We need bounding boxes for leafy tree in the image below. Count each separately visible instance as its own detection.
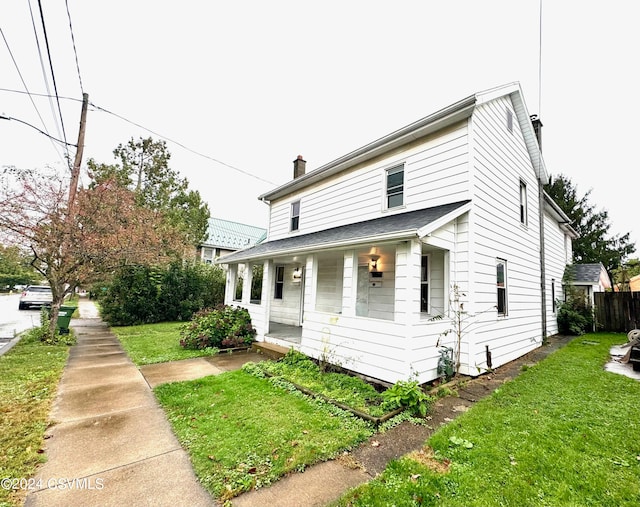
[545,174,635,274]
[612,258,640,291]
[87,137,209,246]
[0,245,36,289]
[0,167,190,338]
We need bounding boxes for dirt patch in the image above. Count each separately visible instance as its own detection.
[351,334,574,477]
[406,446,451,473]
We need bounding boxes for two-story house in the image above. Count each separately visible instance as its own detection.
[219,82,577,385]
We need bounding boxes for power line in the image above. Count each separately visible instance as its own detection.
[64,0,84,94]
[0,25,66,162]
[0,114,77,147]
[36,0,70,166]
[91,103,277,186]
[27,0,65,146]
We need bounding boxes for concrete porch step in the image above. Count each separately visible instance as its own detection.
[252,341,292,360]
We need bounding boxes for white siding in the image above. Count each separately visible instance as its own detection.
[544,211,570,336]
[267,123,470,241]
[468,97,543,373]
[270,265,303,326]
[315,254,344,313]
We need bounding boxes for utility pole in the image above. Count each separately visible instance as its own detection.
[68,92,88,210]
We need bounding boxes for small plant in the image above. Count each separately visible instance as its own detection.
[557,295,593,335]
[180,305,256,350]
[382,379,432,417]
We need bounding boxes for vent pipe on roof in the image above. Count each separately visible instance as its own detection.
[293,155,306,179]
[530,115,543,150]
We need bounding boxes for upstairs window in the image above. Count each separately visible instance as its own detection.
[496,259,508,316]
[290,200,300,231]
[506,109,513,133]
[519,180,528,225]
[386,165,404,209]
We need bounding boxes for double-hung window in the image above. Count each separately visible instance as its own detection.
[274,265,285,299]
[290,200,300,232]
[420,255,430,313]
[386,165,404,209]
[496,259,508,316]
[519,180,528,225]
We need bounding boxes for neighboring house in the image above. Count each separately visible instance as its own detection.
[564,263,612,307]
[631,274,640,292]
[198,218,266,265]
[219,82,577,385]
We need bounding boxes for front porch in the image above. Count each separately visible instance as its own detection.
[265,321,302,345]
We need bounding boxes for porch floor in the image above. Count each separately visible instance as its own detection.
[265,321,302,345]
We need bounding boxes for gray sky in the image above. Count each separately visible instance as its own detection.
[1,0,638,254]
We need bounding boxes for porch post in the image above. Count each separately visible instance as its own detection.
[261,259,272,334]
[241,263,251,304]
[342,250,357,317]
[226,264,237,305]
[304,255,316,315]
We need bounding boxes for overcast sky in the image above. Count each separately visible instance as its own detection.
[1,1,638,254]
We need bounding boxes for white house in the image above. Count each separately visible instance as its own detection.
[219,82,577,385]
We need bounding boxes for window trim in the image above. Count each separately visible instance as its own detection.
[496,258,508,316]
[551,278,556,313]
[290,200,300,232]
[385,164,405,210]
[420,254,430,313]
[519,180,528,226]
[274,265,285,300]
[506,108,514,133]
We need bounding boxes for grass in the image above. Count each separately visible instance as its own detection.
[335,333,640,507]
[112,321,217,366]
[257,350,387,416]
[155,369,373,502]
[0,330,69,507]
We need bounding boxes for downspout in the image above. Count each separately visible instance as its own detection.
[532,115,547,343]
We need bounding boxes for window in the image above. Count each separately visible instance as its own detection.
[290,201,300,231]
[551,279,556,313]
[420,255,430,313]
[496,259,507,316]
[274,265,285,299]
[506,109,513,133]
[519,180,528,225]
[386,165,404,209]
[250,264,263,304]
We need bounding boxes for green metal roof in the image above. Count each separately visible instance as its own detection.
[201,218,266,250]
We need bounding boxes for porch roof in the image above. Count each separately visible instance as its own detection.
[218,200,471,264]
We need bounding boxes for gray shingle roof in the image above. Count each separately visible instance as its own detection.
[219,200,470,263]
[565,263,605,283]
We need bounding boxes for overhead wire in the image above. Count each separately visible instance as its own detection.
[27,0,65,146]
[0,25,66,162]
[64,0,83,94]
[0,87,275,187]
[36,0,71,167]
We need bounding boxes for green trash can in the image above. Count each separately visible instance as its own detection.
[57,305,75,334]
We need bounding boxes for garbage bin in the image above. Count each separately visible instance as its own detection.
[57,305,75,334]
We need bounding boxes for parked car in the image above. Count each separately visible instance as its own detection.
[18,285,53,310]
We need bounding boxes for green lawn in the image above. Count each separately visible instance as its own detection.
[155,369,373,502]
[0,330,69,507]
[335,333,640,507]
[112,322,217,366]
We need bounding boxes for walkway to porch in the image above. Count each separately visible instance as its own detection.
[265,321,302,345]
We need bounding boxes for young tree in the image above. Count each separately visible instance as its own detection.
[87,137,210,246]
[612,258,640,291]
[0,167,190,338]
[545,174,635,274]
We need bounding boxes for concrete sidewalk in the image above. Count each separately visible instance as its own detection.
[25,300,216,507]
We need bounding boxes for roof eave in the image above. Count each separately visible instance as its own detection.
[259,95,477,202]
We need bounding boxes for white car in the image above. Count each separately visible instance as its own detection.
[18,285,53,310]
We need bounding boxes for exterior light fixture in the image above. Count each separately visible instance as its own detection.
[292,266,302,281]
[369,255,380,272]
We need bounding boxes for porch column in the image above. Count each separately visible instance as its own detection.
[241,263,251,304]
[395,239,422,326]
[303,255,316,315]
[225,264,237,305]
[342,250,357,317]
[261,259,272,334]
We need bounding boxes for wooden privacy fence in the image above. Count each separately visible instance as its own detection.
[594,292,640,332]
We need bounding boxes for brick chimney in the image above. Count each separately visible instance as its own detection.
[530,115,543,150]
[293,155,306,179]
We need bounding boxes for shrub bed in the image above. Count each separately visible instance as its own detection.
[180,305,256,350]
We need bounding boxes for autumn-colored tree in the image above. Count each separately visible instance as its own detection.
[0,167,190,338]
[87,137,210,246]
